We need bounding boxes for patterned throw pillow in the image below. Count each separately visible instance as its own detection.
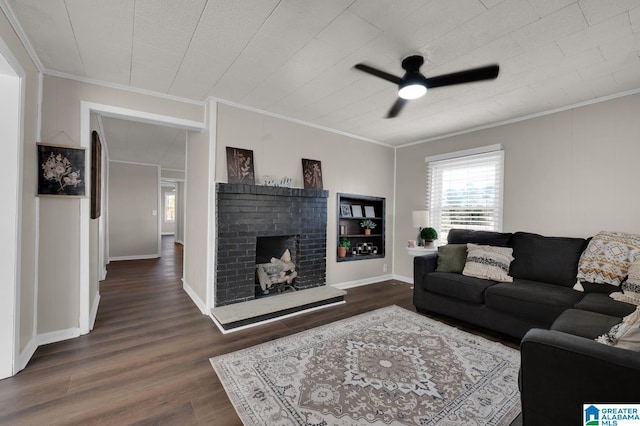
[577,231,640,287]
[613,259,640,304]
[462,243,514,282]
[596,306,640,351]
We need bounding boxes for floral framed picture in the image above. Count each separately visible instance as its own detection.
[302,158,323,190]
[226,146,255,185]
[37,143,86,197]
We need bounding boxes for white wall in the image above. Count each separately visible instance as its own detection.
[108,161,160,259]
[215,103,396,287]
[1,6,41,373]
[394,92,640,280]
[37,75,203,339]
[184,106,211,311]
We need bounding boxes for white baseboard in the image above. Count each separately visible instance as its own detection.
[37,328,81,346]
[101,267,108,281]
[393,274,413,284]
[332,274,394,290]
[15,337,38,374]
[109,254,160,261]
[89,293,101,331]
[161,232,175,236]
[182,279,207,314]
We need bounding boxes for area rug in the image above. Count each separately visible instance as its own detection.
[210,305,521,425]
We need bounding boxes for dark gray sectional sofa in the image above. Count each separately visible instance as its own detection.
[413,229,640,425]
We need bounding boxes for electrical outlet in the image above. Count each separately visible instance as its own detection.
[383,264,388,273]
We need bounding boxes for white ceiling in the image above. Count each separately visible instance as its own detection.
[6,0,640,156]
[100,116,186,171]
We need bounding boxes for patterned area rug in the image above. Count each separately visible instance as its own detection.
[210,305,521,425]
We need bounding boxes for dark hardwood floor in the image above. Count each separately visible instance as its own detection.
[0,236,521,425]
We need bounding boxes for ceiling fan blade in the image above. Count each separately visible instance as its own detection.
[386,98,408,118]
[354,63,403,85]
[424,64,499,89]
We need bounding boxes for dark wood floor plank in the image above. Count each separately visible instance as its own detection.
[0,236,520,425]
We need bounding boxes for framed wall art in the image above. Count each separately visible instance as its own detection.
[37,143,86,197]
[302,158,323,190]
[351,205,363,218]
[90,131,102,218]
[226,146,255,184]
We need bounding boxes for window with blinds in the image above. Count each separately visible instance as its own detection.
[425,146,504,242]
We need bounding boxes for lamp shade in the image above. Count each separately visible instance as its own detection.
[412,210,430,228]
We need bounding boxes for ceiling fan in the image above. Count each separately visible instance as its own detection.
[353,55,499,118]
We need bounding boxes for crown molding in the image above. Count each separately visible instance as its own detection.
[44,69,205,107]
[0,0,44,72]
[397,87,640,148]
[207,96,392,148]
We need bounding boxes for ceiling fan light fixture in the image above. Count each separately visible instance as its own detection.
[398,82,426,100]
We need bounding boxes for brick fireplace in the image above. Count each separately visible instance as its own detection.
[215,183,329,307]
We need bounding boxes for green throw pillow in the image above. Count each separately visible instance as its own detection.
[436,244,468,273]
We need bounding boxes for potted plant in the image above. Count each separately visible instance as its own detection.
[360,219,377,235]
[338,237,350,258]
[419,227,438,245]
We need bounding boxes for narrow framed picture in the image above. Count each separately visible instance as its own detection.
[351,205,363,218]
[302,158,323,190]
[90,131,102,218]
[37,143,86,197]
[364,206,376,218]
[340,204,352,217]
[226,146,255,184]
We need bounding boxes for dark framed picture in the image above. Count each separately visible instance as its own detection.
[340,204,352,217]
[302,158,323,190]
[37,143,86,197]
[226,146,255,184]
[90,131,102,218]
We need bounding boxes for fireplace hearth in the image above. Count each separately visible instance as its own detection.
[215,183,328,307]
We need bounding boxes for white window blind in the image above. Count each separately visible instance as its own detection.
[426,147,504,242]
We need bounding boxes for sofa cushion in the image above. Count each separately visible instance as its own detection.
[578,282,620,294]
[424,272,497,304]
[551,309,622,339]
[435,244,467,273]
[485,279,583,325]
[447,228,513,247]
[573,293,636,318]
[596,306,640,350]
[509,232,588,287]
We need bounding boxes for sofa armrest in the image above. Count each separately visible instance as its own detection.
[413,252,438,287]
[520,328,640,425]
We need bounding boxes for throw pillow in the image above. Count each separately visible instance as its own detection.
[596,306,640,351]
[435,244,468,273]
[462,243,514,282]
[576,231,640,287]
[623,259,640,298]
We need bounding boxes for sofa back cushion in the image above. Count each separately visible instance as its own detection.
[447,229,513,247]
[509,231,588,287]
